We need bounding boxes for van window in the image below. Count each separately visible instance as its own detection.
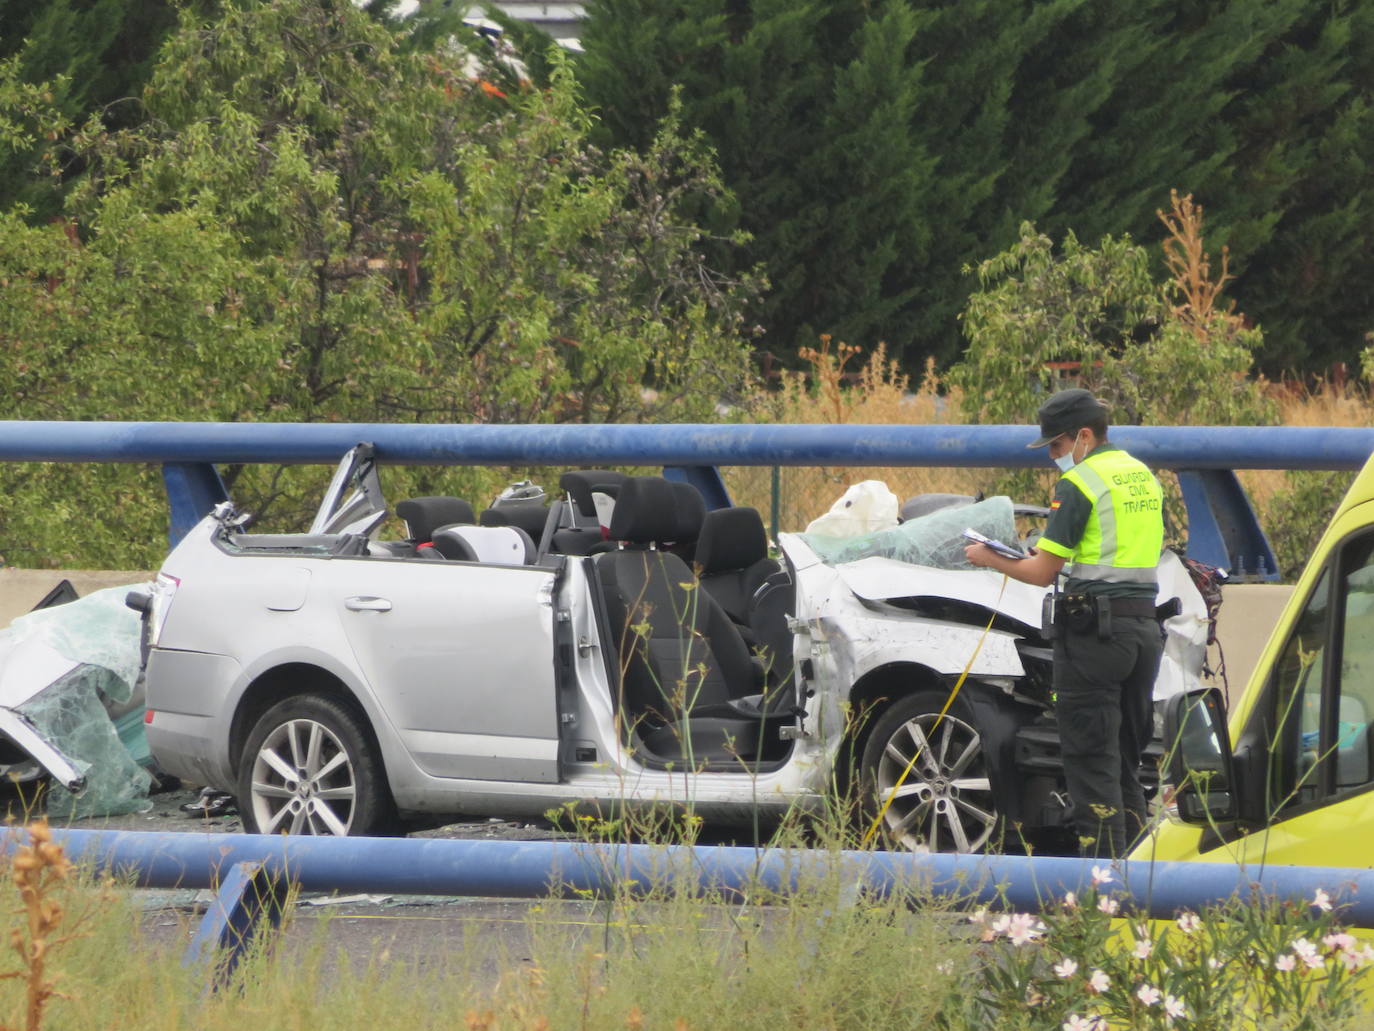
[1272,568,1329,808]
[1268,532,1374,815]
[1334,539,1374,791]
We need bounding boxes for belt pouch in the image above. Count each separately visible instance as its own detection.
[1041,593,1057,640]
[1094,595,1113,640]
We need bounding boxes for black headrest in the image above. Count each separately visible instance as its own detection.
[480,502,549,537]
[607,476,680,545]
[395,496,475,541]
[669,481,706,544]
[560,470,629,518]
[695,507,770,575]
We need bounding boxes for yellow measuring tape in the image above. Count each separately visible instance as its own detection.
[861,573,1010,848]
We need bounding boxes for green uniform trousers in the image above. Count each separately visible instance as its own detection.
[1053,614,1163,858]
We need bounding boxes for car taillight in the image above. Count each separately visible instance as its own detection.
[146,572,181,649]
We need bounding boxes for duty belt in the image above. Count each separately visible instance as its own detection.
[1063,594,1157,619]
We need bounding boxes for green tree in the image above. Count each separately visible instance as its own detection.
[1213,1,1374,372]
[576,0,935,359]
[949,198,1274,515]
[0,0,186,219]
[576,0,1374,375]
[0,0,758,568]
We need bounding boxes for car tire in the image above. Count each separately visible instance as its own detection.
[237,694,397,837]
[859,690,1001,854]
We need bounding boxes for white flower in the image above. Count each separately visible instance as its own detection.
[1053,957,1079,979]
[1206,956,1221,970]
[1292,937,1324,969]
[1323,932,1357,953]
[1063,1017,1093,1031]
[1164,995,1187,1021]
[1062,891,1078,909]
[989,914,1011,941]
[1097,895,1120,916]
[1091,865,1114,886]
[1132,936,1153,960]
[1137,984,1162,1006]
[1088,969,1110,994]
[1312,888,1333,912]
[1337,949,1365,973]
[1006,912,1046,947]
[1176,911,1201,933]
[1274,953,1297,972]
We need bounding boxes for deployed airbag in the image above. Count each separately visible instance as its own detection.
[803,495,1020,569]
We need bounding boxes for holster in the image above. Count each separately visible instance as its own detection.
[1063,594,1096,636]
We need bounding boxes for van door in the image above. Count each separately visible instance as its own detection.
[1202,514,1374,867]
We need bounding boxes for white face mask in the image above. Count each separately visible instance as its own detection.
[1053,432,1086,473]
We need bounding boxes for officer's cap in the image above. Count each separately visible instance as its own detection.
[1027,388,1108,448]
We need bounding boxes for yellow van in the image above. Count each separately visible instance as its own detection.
[1141,453,1374,867]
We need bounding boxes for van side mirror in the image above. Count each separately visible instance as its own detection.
[1161,687,1237,823]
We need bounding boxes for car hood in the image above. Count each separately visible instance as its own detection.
[829,556,1049,627]
[780,532,1047,627]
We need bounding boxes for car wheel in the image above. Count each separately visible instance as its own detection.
[860,690,1000,853]
[237,694,395,837]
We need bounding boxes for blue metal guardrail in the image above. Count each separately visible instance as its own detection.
[25,829,1373,981]
[5,420,1374,577]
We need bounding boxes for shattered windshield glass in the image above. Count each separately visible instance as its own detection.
[0,585,153,817]
[802,495,1021,570]
[19,664,153,819]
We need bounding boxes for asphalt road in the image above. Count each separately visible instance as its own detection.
[9,783,602,975]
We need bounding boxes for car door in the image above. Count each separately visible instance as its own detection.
[320,554,562,783]
[1207,509,1374,867]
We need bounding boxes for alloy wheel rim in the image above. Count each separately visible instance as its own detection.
[249,718,357,835]
[875,711,997,853]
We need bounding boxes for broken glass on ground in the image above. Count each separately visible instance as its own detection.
[802,495,1020,570]
[0,584,154,817]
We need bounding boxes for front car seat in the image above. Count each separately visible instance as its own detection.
[594,477,782,765]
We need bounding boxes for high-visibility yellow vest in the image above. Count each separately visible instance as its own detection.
[1053,448,1164,584]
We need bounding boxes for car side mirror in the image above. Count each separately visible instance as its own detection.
[1161,687,1237,823]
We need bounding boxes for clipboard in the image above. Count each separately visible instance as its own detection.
[962,527,1026,560]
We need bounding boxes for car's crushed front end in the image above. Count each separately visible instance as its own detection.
[781,494,1211,853]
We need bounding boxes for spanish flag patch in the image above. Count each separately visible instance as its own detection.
[1050,499,1062,510]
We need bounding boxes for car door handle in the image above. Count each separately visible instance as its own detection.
[345,596,392,612]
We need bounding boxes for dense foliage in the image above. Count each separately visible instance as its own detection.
[575,0,1374,374]
[0,0,758,566]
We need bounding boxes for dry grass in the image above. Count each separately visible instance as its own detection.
[725,336,1372,568]
[1241,379,1373,517]
[725,339,974,532]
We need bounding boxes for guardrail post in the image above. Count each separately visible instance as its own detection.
[184,860,289,988]
[1176,468,1279,580]
[663,464,732,510]
[162,462,229,547]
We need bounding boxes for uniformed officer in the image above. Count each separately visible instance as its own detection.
[964,387,1164,857]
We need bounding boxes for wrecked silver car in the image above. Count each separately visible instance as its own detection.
[135,446,1209,851]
